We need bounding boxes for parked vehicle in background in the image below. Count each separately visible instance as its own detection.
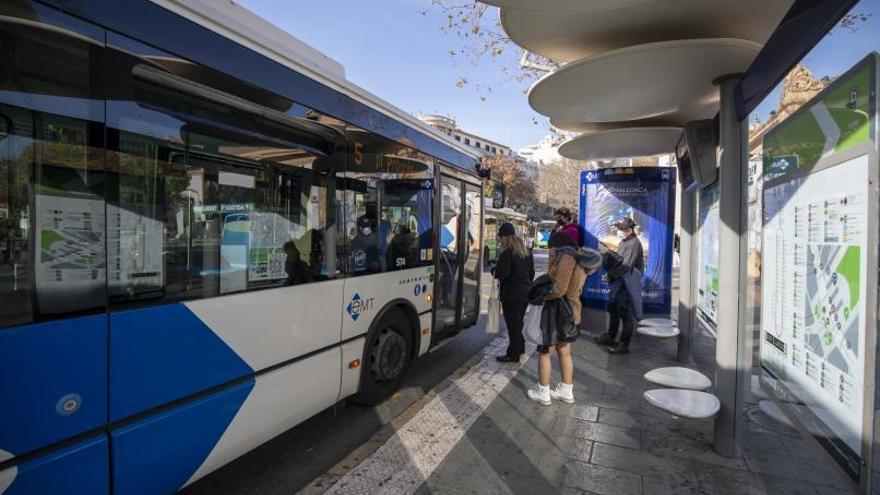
[535,220,557,248]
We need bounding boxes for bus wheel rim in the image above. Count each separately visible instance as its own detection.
[371,327,407,381]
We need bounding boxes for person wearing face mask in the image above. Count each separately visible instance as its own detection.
[552,207,580,246]
[350,215,381,273]
[594,217,644,354]
[528,231,601,405]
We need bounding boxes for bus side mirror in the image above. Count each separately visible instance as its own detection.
[492,184,505,209]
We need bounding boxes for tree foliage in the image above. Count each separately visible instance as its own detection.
[536,157,593,212]
[481,155,536,209]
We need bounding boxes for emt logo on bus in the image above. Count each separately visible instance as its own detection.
[347,293,375,321]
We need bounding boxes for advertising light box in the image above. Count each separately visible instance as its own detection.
[579,167,676,315]
[760,54,880,485]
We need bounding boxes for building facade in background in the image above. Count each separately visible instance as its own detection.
[419,114,513,157]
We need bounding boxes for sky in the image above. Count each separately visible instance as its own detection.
[750,1,880,124]
[236,0,880,152]
[236,0,547,152]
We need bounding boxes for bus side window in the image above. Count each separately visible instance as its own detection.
[105,34,343,307]
[0,15,107,329]
[342,135,434,275]
[382,180,433,271]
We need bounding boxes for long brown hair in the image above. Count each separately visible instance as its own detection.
[499,234,528,258]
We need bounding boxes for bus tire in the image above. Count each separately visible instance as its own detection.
[351,307,413,406]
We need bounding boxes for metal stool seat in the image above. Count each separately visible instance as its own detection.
[636,325,680,338]
[643,389,720,419]
[644,367,712,390]
[640,317,677,327]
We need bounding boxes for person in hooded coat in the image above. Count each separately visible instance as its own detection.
[527,231,602,405]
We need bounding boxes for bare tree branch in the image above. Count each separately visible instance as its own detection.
[425,0,560,100]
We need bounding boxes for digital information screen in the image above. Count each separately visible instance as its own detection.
[760,54,878,482]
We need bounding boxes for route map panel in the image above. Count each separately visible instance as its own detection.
[760,54,878,482]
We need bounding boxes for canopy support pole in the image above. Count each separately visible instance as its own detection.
[677,188,696,363]
[713,74,749,457]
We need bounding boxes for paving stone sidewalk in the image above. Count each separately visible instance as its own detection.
[326,312,855,495]
[418,332,855,495]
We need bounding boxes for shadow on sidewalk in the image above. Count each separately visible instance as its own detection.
[416,333,853,495]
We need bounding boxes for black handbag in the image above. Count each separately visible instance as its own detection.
[539,297,579,344]
[527,274,553,305]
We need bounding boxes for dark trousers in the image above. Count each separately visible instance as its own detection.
[501,300,528,357]
[606,296,637,346]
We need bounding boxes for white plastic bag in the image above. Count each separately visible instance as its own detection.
[524,312,544,345]
[486,281,500,334]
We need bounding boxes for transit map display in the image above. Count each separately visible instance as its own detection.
[760,55,878,482]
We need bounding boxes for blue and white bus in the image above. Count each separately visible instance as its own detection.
[0,1,485,493]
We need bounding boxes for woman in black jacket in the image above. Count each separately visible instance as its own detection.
[493,222,535,362]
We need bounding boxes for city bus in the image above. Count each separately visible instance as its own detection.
[0,1,484,493]
[535,220,557,248]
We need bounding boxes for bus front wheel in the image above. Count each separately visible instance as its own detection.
[351,307,413,406]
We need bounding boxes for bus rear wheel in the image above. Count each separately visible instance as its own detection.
[351,308,413,406]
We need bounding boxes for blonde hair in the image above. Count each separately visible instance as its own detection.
[499,234,528,258]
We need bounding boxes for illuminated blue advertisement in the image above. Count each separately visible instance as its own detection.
[579,167,676,315]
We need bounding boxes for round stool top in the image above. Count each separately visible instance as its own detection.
[640,318,677,327]
[637,326,680,338]
[643,389,720,419]
[644,367,712,391]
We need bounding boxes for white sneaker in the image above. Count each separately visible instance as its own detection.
[549,383,575,404]
[527,384,551,405]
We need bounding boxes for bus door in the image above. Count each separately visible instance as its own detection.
[434,176,462,334]
[433,175,482,336]
[460,183,482,327]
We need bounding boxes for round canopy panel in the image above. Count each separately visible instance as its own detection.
[558,127,681,160]
[499,0,793,62]
[529,38,760,124]
[551,115,679,134]
[482,0,645,11]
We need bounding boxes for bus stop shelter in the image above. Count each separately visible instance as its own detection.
[482,0,879,492]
